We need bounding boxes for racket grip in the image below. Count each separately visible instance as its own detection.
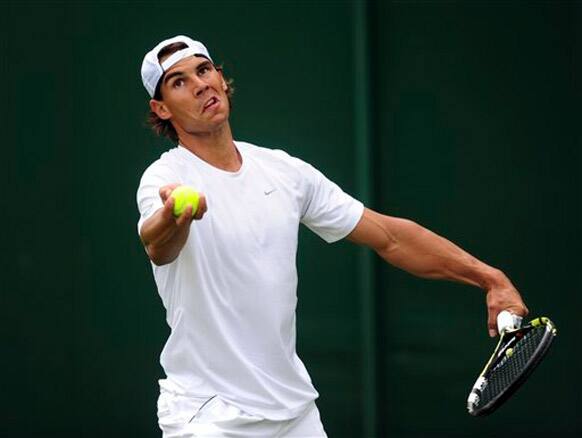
[497,310,523,334]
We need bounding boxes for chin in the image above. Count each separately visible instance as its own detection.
[210,110,230,125]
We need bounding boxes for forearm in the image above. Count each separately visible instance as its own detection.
[138,185,207,266]
[347,208,528,335]
[140,207,190,266]
[349,209,510,290]
[378,216,507,290]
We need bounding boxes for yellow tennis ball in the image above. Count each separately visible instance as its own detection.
[506,348,514,358]
[170,186,200,217]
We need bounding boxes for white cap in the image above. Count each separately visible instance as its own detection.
[141,35,213,98]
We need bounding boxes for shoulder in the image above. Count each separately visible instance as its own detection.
[139,147,187,183]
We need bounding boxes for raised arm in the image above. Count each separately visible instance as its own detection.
[346,208,528,336]
[140,184,207,266]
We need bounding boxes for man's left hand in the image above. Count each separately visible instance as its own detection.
[485,282,529,337]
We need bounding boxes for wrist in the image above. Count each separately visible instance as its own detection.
[481,268,511,291]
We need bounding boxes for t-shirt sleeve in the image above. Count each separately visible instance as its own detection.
[136,163,177,235]
[295,158,364,243]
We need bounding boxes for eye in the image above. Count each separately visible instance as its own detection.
[172,78,185,88]
[199,65,210,75]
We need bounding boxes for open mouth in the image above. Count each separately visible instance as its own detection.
[203,97,219,112]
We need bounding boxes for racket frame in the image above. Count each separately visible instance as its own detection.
[467,316,557,416]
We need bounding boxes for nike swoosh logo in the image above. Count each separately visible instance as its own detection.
[264,189,277,195]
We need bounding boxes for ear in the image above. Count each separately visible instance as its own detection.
[149,99,172,120]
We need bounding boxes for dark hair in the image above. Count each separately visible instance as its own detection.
[147,42,235,143]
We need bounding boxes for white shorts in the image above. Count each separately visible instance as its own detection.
[157,389,328,438]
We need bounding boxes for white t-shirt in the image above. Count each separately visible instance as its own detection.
[136,141,364,420]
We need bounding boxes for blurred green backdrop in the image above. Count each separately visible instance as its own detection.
[3,1,580,437]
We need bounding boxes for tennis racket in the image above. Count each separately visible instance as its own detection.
[466,310,557,416]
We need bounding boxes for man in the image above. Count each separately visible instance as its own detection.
[137,35,528,437]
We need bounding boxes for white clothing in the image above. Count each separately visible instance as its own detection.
[157,380,327,437]
[136,141,363,421]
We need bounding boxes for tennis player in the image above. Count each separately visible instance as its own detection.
[137,35,528,437]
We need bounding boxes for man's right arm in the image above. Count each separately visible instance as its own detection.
[139,184,207,266]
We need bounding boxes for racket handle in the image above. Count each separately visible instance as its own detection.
[497,310,523,334]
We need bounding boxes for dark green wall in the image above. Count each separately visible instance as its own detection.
[3,1,580,437]
[373,1,581,437]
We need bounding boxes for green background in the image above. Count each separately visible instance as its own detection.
[3,1,580,437]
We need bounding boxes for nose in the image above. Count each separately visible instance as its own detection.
[190,75,209,97]
[194,83,209,97]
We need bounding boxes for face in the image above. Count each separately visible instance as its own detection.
[150,55,229,135]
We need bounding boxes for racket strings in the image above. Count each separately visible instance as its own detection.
[478,327,545,406]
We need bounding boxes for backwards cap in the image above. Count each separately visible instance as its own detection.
[141,35,213,97]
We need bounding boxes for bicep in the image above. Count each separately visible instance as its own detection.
[346,208,413,252]
[346,208,396,251]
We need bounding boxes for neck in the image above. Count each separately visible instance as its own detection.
[176,122,241,172]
